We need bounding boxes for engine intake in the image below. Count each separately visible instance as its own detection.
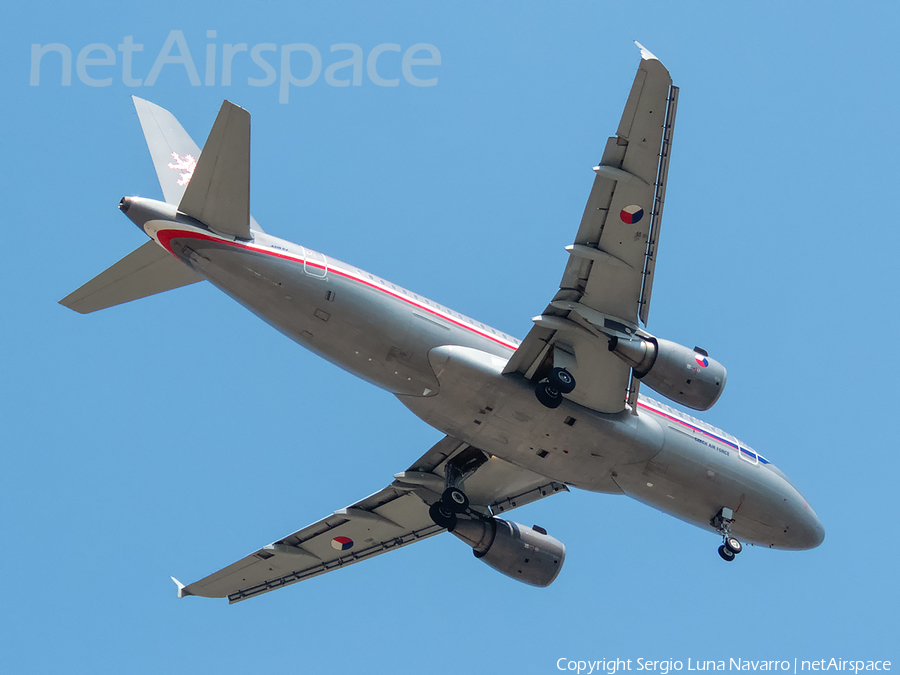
[451,517,565,587]
[609,336,727,411]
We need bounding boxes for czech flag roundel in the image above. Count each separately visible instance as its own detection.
[620,204,644,224]
[695,354,709,368]
[331,536,354,551]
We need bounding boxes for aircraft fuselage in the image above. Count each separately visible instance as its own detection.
[126,197,824,552]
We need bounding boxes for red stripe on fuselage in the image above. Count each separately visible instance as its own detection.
[156,228,519,351]
[636,400,741,452]
[156,229,761,461]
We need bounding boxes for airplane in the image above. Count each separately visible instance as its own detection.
[60,43,824,603]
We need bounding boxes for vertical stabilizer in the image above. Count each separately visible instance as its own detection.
[178,101,251,241]
[132,97,202,206]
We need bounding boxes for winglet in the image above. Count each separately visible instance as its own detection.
[171,576,191,599]
[634,41,660,62]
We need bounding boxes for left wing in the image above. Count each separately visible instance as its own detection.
[178,436,567,603]
[504,44,678,414]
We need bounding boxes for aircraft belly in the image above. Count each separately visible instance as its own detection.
[399,345,664,494]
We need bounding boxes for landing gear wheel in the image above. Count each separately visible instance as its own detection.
[535,382,563,409]
[718,544,736,562]
[724,536,742,555]
[441,487,469,513]
[429,502,457,532]
[548,367,576,394]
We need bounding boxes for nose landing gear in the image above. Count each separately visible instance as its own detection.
[717,539,742,561]
[711,508,743,562]
[724,535,742,555]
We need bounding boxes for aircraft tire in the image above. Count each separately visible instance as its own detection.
[429,502,458,532]
[724,536,742,554]
[441,487,469,513]
[718,545,735,562]
[535,382,563,409]
[548,367,576,394]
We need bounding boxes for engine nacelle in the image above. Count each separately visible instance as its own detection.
[609,336,727,411]
[451,517,565,587]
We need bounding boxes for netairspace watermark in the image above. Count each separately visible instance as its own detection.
[30,29,441,104]
[555,659,893,675]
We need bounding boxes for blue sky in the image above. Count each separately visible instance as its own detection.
[2,2,898,673]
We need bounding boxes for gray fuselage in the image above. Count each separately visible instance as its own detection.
[131,197,825,552]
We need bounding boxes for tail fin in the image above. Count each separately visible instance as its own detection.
[178,101,252,241]
[132,96,202,206]
[134,97,254,240]
[60,98,258,314]
[59,241,201,314]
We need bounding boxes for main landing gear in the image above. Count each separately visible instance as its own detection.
[712,507,743,562]
[429,501,458,532]
[428,487,470,532]
[428,462,474,532]
[534,367,576,409]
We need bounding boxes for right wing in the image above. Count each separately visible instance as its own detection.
[503,44,678,414]
[179,436,567,603]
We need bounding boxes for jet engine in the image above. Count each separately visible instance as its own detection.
[609,336,726,411]
[450,517,565,587]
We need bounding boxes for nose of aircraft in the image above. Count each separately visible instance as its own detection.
[778,485,825,550]
[793,504,825,549]
[764,463,825,550]
[811,515,826,547]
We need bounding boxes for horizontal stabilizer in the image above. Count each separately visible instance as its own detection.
[133,97,202,206]
[59,241,201,314]
[178,101,251,240]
